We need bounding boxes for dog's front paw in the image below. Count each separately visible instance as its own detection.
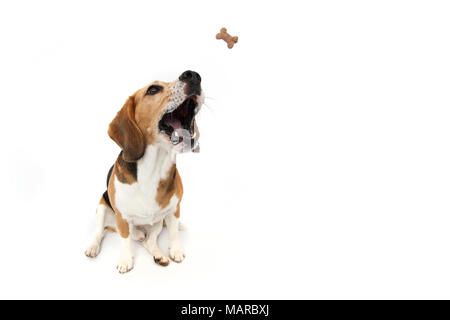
[116,257,134,274]
[169,246,185,263]
[85,243,100,258]
[154,254,170,266]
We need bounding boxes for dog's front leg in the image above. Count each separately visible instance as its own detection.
[165,212,185,263]
[142,221,170,266]
[115,213,134,273]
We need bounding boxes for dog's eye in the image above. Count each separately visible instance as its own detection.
[146,85,163,95]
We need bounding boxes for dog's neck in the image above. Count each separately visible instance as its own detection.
[136,144,176,183]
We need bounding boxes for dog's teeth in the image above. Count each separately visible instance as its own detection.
[171,131,180,144]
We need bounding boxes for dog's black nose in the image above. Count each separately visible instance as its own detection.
[179,70,201,84]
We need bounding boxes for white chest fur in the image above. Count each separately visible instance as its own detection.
[114,145,179,226]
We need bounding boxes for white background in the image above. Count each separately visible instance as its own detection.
[0,0,449,299]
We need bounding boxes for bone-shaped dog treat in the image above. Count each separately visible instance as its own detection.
[216,27,238,49]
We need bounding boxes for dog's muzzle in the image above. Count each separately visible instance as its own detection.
[158,70,202,152]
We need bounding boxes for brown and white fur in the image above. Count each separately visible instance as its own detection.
[85,71,204,273]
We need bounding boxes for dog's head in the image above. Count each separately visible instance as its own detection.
[108,70,204,161]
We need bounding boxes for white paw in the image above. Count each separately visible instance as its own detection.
[169,246,185,263]
[116,257,134,274]
[143,242,170,266]
[153,253,170,266]
[85,243,100,258]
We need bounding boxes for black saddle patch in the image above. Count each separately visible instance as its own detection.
[106,165,113,187]
[102,165,114,208]
[102,190,112,208]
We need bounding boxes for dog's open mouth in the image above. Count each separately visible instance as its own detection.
[158,96,197,142]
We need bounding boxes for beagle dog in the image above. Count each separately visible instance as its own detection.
[85,70,204,273]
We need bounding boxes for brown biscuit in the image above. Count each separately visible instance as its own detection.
[216,27,238,49]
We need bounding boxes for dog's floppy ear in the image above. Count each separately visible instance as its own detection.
[108,95,145,162]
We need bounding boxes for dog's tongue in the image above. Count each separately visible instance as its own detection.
[166,118,182,129]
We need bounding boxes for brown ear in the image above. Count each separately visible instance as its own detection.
[108,95,145,162]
